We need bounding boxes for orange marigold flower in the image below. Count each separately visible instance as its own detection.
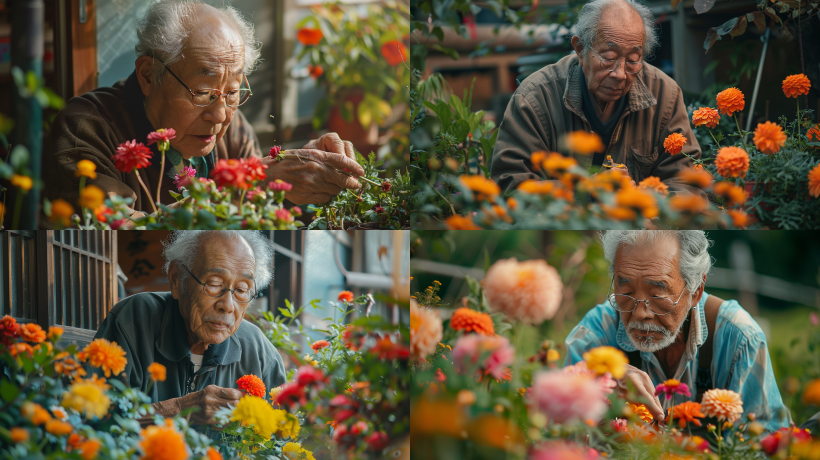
[692,107,720,129]
[0,315,19,341]
[10,427,29,443]
[517,180,555,195]
[670,195,709,214]
[716,87,745,116]
[79,439,102,460]
[808,164,820,198]
[147,363,166,382]
[338,291,354,303]
[45,419,74,436]
[614,187,658,219]
[677,168,714,189]
[311,340,330,352]
[542,152,578,177]
[450,308,495,335]
[296,28,323,46]
[663,133,687,155]
[668,401,706,429]
[803,378,820,405]
[82,339,127,377]
[753,121,787,155]
[19,323,46,343]
[807,124,820,146]
[564,131,604,155]
[530,151,548,171]
[10,342,33,359]
[446,215,480,230]
[206,447,223,460]
[22,402,51,425]
[307,65,323,79]
[728,210,750,228]
[507,197,518,211]
[54,353,87,379]
[237,374,266,398]
[782,74,811,98]
[48,326,64,341]
[629,403,654,424]
[638,176,669,195]
[139,419,187,460]
[694,164,704,171]
[381,40,408,66]
[715,146,749,178]
[701,389,743,423]
[712,182,747,206]
[459,175,501,201]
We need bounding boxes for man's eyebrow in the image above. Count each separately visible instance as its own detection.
[196,68,244,78]
[617,277,631,285]
[645,279,667,288]
[605,42,643,52]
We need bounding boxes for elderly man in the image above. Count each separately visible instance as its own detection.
[491,0,700,195]
[41,0,363,225]
[564,231,790,433]
[92,230,284,427]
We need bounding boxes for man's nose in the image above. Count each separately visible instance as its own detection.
[214,292,236,314]
[609,61,628,80]
[201,99,229,125]
[630,300,655,321]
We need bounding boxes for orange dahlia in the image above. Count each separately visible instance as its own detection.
[530,151,547,171]
[460,175,501,201]
[663,133,687,155]
[807,124,820,146]
[517,180,555,195]
[45,419,73,436]
[450,308,495,335]
[564,131,605,155]
[139,418,188,460]
[614,187,659,219]
[670,195,709,214]
[237,374,266,398]
[19,323,46,343]
[638,176,669,195]
[715,146,749,178]
[147,363,166,382]
[728,209,750,228]
[782,74,811,98]
[296,28,323,46]
[712,182,747,206]
[753,121,787,155]
[446,215,480,230]
[542,152,578,178]
[808,164,820,198]
[54,353,87,379]
[668,401,705,429]
[338,291,354,302]
[716,88,745,116]
[803,378,820,405]
[629,403,654,424]
[82,339,127,377]
[692,107,720,129]
[381,40,408,66]
[677,168,713,189]
[700,389,743,423]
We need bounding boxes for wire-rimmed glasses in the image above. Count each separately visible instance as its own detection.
[180,264,258,304]
[590,48,643,75]
[157,58,253,108]
[605,275,687,316]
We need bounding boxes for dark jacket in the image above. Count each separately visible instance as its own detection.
[491,54,703,196]
[41,71,261,222]
[92,291,286,404]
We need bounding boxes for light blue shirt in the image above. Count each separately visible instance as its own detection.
[564,292,791,432]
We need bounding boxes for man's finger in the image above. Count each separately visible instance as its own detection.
[325,169,361,190]
[343,141,355,161]
[218,387,244,400]
[318,150,365,177]
[319,132,346,156]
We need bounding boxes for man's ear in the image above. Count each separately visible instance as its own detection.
[168,261,181,300]
[571,36,584,59]
[690,274,707,307]
[135,55,157,97]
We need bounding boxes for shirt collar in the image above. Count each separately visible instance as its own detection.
[563,58,657,122]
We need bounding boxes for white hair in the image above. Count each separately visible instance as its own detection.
[162,231,274,290]
[135,0,262,86]
[599,231,713,295]
[573,0,658,59]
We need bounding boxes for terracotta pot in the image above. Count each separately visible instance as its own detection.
[327,88,380,153]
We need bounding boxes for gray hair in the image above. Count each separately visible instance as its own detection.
[599,231,713,295]
[162,231,274,290]
[135,0,262,86]
[574,0,658,59]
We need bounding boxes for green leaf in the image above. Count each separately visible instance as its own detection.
[449,120,471,143]
[279,307,292,318]
[9,145,29,170]
[0,380,19,402]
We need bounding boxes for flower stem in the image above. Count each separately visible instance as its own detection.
[155,149,166,210]
[796,99,801,138]
[708,129,721,148]
[734,115,748,150]
[135,169,158,214]
[239,188,247,215]
[11,191,24,229]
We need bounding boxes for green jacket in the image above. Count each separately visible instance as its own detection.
[93,291,286,404]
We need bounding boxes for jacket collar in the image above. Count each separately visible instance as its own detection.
[154,292,243,366]
[615,292,710,357]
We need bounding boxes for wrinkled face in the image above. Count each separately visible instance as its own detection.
[613,237,692,353]
[144,10,245,159]
[174,234,256,349]
[574,2,645,105]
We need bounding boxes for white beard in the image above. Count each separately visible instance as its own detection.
[626,307,690,353]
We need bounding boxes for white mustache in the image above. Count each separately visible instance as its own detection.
[627,321,673,338]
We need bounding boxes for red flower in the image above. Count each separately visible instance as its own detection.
[0,315,19,345]
[294,365,326,387]
[351,421,369,435]
[291,206,302,217]
[371,335,410,360]
[381,180,392,192]
[297,28,323,46]
[242,156,268,182]
[381,40,408,66]
[373,206,386,214]
[211,159,248,189]
[173,166,197,190]
[435,368,447,382]
[110,218,127,230]
[761,427,812,455]
[338,291,354,303]
[273,382,307,408]
[342,325,364,351]
[268,179,293,192]
[146,128,177,145]
[308,65,324,79]
[94,205,112,223]
[311,340,330,352]
[236,374,266,398]
[366,431,390,451]
[274,208,294,223]
[332,424,352,445]
[268,145,283,159]
[329,394,359,422]
[113,140,152,173]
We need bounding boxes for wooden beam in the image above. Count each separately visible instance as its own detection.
[70,0,96,96]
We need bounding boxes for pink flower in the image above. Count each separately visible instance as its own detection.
[198,177,214,184]
[562,362,616,395]
[268,145,283,158]
[110,218,127,230]
[211,159,248,189]
[483,258,563,325]
[173,166,197,190]
[146,128,176,146]
[268,179,293,192]
[530,441,599,460]
[245,187,264,201]
[112,140,152,173]
[291,206,302,217]
[528,370,608,424]
[655,379,691,400]
[452,334,514,382]
[242,156,268,182]
[811,312,819,327]
[374,206,386,214]
[382,180,392,192]
[275,208,294,223]
[610,418,628,433]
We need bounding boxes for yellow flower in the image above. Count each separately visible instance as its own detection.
[269,386,283,401]
[547,349,560,362]
[78,185,105,210]
[61,378,112,419]
[147,363,166,382]
[139,419,187,460]
[583,346,628,379]
[303,354,318,366]
[49,199,75,228]
[231,395,280,438]
[75,160,97,179]
[11,174,33,191]
[10,427,29,443]
[273,409,301,438]
[82,339,127,377]
[282,442,316,460]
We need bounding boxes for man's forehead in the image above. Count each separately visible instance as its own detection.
[202,266,254,280]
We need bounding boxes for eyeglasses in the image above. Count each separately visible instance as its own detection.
[605,275,687,316]
[180,264,258,304]
[157,58,253,108]
[590,48,643,75]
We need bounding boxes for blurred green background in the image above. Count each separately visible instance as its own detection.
[410,230,820,424]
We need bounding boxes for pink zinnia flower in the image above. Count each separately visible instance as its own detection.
[146,128,176,145]
[530,441,599,460]
[452,334,514,382]
[173,166,197,190]
[245,187,264,201]
[275,208,294,223]
[562,362,616,395]
[268,145,283,158]
[112,140,152,173]
[655,379,691,400]
[268,179,293,192]
[528,370,608,424]
[610,418,628,433]
[483,258,563,325]
[291,206,302,217]
[811,312,819,327]
[110,218,127,230]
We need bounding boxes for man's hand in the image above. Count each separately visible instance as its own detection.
[140,385,243,427]
[264,145,365,205]
[303,132,356,162]
[617,364,665,424]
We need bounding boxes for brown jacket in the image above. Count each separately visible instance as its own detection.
[41,71,261,224]
[491,54,702,195]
